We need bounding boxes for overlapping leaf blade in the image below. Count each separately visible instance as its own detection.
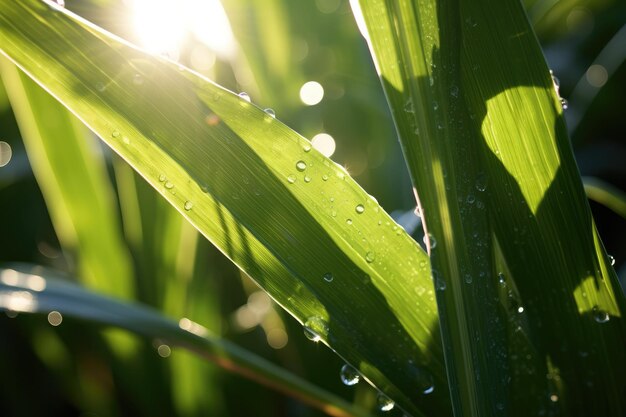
[0,1,449,414]
[354,0,626,415]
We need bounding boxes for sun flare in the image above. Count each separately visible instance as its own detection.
[132,0,236,60]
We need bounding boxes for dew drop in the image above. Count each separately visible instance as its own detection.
[164,181,174,189]
[498,272,506,286]
[238,92,251,102]
[365,251,376,263]
[304,175,312,183]
[184,201,193,211]
[296,160,307,171]
[111,130,121,138]
[303,144,312,152]
[608,254,615,266]
[331,210,337,217]
[377,393,395,412]
[303,316,329,342]
[464,273,473,284]
[433,101,439,110]
[340,364,360,386]
[467,194,476,204]
[322,174,329,181]
[423,233,437,249]
[550,70,560,89]
[264,108,276,118]
[450,85,459,98]
[287,175,296,184]
[404,98,414,113]
[158,174,167,182]
[592,306,610,323]
[560,97,568,110]
[323,272,334,282]
[475,173,488,192]
[517,306,524,313]
[346,219,353,225]
[355,204,365,214]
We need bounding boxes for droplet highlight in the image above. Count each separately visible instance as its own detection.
[593,306,610,323]
[377,393,395,412]
[296,160,307,172]
[184,201,193,211]
[340,364,360,386]
[355,204,365,214]
[303,316,329,342]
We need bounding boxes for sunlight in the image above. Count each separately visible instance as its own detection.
[132,0,236,59]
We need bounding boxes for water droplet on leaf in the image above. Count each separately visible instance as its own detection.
[184,201,193,211]
[365,251,376,263]
[296,160,307,171]
[238,92,251,102]
[264,108,276,118]
[593,306,610,323]
[355,204,365,214]
[303,316,329,342]
[340,364,360,386]
[377,393,395,412]
[475,173,488,192]
[323,272,334,282]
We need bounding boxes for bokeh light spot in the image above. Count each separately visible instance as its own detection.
[0,141,12,167]
[300,81,324,106]
[47,311,63,326]
[311,133,336,158]
[586,64,608,88]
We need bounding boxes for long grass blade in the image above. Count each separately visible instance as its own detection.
[353,0,626,415]
[0,264,371,417]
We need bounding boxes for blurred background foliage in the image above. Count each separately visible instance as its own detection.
[0,0,624,416]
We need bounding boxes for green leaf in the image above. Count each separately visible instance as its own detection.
[0,58,134,299]
[0,1,447,415]
[354,0,626,415]
[0,264,371,417]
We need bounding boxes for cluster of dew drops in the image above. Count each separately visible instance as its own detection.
[551,70,569,111]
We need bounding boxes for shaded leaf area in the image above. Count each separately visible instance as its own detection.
[0,1,447,415]
[0,264,371,417]
[355,0,626,416]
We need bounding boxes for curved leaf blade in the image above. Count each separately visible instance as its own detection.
[0,1,447,414]
[0,264,370,417]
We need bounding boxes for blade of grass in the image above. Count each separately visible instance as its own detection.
[583,176,626,220]
[0,58,134,299]
[0,1,448,414]
[354,0,626,415]
[0,264,371,417]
